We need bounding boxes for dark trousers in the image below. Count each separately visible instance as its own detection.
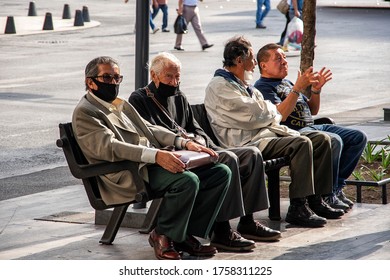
[147,162,231,242]
[261,131,333,199]
[216,146,269,222]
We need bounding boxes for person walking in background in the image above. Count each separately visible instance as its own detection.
[152,0,170,32]
[150,0,160,33]
[256,0,271,29]
[174,0,214,51]
[278,0,302,46]
[125,0,160,34]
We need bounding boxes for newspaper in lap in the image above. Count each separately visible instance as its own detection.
[174,150,218,170]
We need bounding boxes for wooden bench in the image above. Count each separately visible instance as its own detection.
[56,122,161,244]
[190,104,290,220]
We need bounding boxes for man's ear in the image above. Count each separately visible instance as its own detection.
[86,77,96,90]
[260,62,266,71]
[150,70,159,86]
[150,70,156,81]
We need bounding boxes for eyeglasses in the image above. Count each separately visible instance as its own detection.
[93,74,123,84]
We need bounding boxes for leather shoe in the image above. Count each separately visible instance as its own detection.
[337,190,354,208]
[202,44,214,51]
[308,195,344,219]
[237,221,281,242]
[286,198,327,227]
[323,194,350,212]
[174,46,185,51]
[174,235,217,257]
[210,229,255,252]
[148,229,181,260]
[256,24,266,29]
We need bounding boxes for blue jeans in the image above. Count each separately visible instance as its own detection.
[149,11,155,30]
[300,124,367,193]
[152,4,169,30]
[256,0,271,25]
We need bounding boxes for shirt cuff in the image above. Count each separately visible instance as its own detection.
[175,136,190,149]
[141,147,159,164]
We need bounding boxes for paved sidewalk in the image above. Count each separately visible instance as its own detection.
[0,0,389,263]
[1,184,389,260]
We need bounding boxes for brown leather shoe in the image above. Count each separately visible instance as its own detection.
[174,235,217,257]
[148,229,181,260]
[237,221,281,242]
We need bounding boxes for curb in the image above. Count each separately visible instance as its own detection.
[0,16,100,37]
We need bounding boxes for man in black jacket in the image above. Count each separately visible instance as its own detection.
[129,52,282,253]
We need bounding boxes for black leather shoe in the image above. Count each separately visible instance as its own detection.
[202,44,214,50]
[256,24,266,29]
[210,229,255,252]
[174,235,217,257]
[237,221,281,242]
[286,199,327,227]
[174,46,185,51]
[308,195,344,219]
[323,194,350,212]
[148,229,181,260]
[337,190,354,208]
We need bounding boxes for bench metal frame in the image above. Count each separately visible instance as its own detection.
[56,122,159,244]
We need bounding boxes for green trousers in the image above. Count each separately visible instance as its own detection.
[147,162,231,243]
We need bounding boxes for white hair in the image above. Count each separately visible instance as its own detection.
[149,52,181,75]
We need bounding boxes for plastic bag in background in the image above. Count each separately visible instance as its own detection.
[283,17,304,51]
[174,15,188,34]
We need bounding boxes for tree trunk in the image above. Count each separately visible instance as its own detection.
[300,0,317,73]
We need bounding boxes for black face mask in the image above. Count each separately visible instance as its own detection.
[90,78,119,102]
[156,81,179,97]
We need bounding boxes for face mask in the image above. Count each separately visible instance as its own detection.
[156,81,179,97]
[244,70,254,83]
[91,78,119,103]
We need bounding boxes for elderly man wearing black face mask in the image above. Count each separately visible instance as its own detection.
[72,56,233,260]
[129,52,282,253]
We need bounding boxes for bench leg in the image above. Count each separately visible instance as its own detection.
[139,198,163,234]
[382,184,387,204]
[99,204,129,245]
[356,185,362,203]
[266,169,281,221]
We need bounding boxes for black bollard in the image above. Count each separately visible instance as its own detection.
[28,1,37,16]
[82,6,90,22]
[42,12,54,30]
[4,16,16,34]
[74,10,84,26]
[62,4,71,19]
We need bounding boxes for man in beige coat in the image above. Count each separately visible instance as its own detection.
[204,36,344,228]
[72,56,231,260]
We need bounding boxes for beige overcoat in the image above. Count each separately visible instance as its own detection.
[72,94,179,205]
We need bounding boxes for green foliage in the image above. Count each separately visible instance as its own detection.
[361,136,390,164]
[361,141,381,164]
[381,148,390,169]
[351,169,365,181]
[361,165,386,181]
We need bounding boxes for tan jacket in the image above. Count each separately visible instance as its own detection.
[72,94,179,205]
[205,75,299,151]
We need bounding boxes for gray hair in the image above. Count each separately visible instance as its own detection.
[84,56,119,90]
[223,35,252,68]
[149,52,181,76]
